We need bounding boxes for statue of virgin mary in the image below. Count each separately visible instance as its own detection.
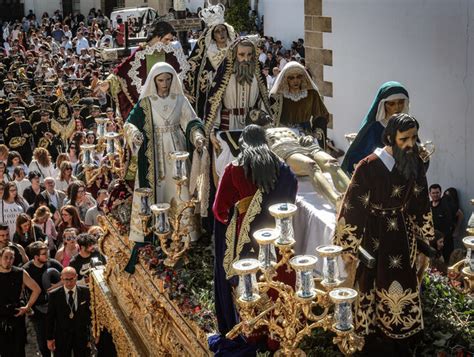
[124,62,205,243]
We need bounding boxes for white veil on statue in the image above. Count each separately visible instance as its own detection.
[270,61,320,96]
[139,62,185,100]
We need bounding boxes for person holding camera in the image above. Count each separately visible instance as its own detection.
[0,246,41,357]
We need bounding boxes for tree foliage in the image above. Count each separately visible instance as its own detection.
[224,0,254,35]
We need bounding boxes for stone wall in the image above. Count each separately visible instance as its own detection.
[304,0,332,125]
[304,0,332,97]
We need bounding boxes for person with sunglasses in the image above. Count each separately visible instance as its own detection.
[55,161,77,193]
[54,228,79,268]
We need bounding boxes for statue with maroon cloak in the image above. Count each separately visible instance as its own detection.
[100,20,190,120]
[210,125,297,354]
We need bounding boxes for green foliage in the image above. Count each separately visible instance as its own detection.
[299,327,344,356]
[411,272,474,356]
[224,0,254,34]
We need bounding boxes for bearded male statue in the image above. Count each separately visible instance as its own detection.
[333,113,434,354]
[203,37,272,182]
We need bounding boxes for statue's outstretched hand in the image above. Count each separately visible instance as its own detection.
[194,135,205,152]
[210,131,222,156]
[132,131,144,147]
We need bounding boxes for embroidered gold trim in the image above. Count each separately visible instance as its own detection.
[106,74,123,116]
[421,211,435,240]
[355,288,376,335]
[223,189,263,279]
[8,136,26,148]
[51,119,76,142]
[270,94,283,127]
[117,76,135,109]
[203,51,233,143]
[141,98,155,200]
[333,217,360,254]
[376,281,422,337]
[407,214,418,267]
[183,36,205,97]
[129,43,190,94]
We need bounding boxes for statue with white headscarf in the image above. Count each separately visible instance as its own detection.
[123,62,205,244]
[270,61,329,149]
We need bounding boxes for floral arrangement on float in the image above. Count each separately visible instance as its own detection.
[138,237,217,333]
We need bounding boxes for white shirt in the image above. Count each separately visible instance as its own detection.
[1,200,24,239]
[15,179,30,197]
[279,58,288,70]
[75,37,89,55]
[28,161,55,183]
[374,147,395,172]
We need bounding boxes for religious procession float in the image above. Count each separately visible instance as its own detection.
[86,3,473,357]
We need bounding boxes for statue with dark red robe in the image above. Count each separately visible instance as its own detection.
[212,125,297,338]
[100,21,190,120]
[333,115,434,349]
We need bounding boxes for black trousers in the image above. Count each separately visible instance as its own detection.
[0,316,26,357]
[55,333,90,357]
[442,235,454,263]
[30,312,49,357]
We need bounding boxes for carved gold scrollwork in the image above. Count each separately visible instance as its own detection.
[92,215,213,356]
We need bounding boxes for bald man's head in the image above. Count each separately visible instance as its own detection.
[61,266,78,289]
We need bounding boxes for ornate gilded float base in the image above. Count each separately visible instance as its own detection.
[90,268,148,356]
[91,216,212,356]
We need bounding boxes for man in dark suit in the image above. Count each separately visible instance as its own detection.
[46,266,91,357]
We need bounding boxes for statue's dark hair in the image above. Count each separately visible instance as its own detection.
[147,21,176,42]
[238,124,280,193]
[382,113,420,146]
[245,109,273,127]
[211,24,229,42]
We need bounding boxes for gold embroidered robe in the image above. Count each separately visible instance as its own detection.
[333,153,434,339]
